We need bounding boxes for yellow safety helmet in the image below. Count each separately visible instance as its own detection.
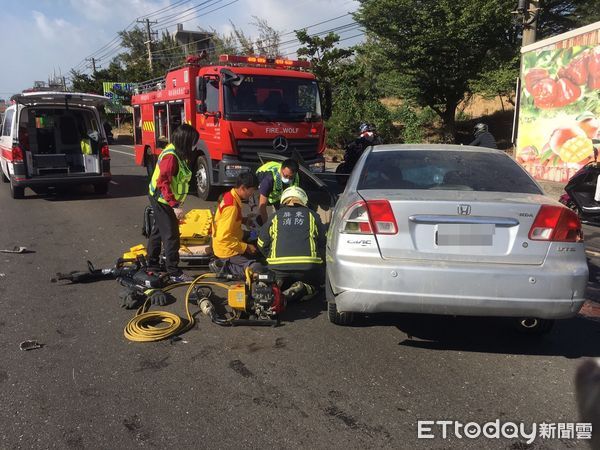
[280,186,308,206]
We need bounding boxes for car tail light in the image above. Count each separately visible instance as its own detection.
[12,145,23,162]
[341,200,398,235]
[365,200,398,234]
[101,144,110,159]
[529,205,582,242]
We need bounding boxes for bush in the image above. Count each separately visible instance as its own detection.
[393,104,437,143]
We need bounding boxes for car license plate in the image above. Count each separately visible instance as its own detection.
[435,224,495,246]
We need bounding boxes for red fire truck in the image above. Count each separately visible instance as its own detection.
[130,54,328,200]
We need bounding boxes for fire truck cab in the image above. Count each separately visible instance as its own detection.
[131,55,327,200]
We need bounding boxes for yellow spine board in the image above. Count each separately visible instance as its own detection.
[179,209,213,245]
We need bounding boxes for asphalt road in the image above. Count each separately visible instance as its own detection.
[0,146,598,449]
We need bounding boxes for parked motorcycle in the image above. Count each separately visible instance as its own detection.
[335,123,382,178]
[559,158,600,225]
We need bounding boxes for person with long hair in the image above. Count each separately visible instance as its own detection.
[147,124,199,282]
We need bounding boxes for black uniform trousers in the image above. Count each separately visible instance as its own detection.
[147,195,181,276]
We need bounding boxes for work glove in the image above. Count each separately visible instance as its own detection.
[149,291,169,307]
[120,290,143,309]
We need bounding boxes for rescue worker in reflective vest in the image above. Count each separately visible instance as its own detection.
[212,172,264,278]
[257,186,325,302]
[147,124,199,283]
[256,159,300,225]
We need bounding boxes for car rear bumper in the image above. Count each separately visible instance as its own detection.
[12,173,111,188]
[327,254,588,319]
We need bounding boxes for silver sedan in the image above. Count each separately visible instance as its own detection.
[326,145,588,334]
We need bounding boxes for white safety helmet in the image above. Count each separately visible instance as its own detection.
[280,186,308,206]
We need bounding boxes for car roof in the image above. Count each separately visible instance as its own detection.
[371,144,504,155]
[11,91,108,108]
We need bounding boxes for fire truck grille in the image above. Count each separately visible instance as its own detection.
[236,139,319,161]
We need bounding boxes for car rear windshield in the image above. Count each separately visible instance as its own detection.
[358,150,542,194]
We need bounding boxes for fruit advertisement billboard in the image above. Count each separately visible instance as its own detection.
[516,25,600,183]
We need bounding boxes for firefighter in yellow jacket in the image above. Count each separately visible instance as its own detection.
[212,172,263,277]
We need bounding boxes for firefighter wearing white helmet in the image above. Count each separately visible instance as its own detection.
[257,186,325,302]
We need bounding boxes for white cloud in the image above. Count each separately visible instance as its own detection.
[67,0,171,24]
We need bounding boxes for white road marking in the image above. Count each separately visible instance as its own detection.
[586,249,600,258]
[110,181,118,185]
[110,149,135,157]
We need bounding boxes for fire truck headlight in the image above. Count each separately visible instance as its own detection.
[225,165,250,178]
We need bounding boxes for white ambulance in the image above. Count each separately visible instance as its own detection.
[0,91,112,198]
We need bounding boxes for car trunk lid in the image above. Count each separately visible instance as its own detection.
[358,190,556,265]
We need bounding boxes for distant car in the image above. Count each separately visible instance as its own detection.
[0,91,112,198]
[326,144,588,334]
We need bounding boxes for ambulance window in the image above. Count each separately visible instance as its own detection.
[2,109,14,136]
[205,78,219,113]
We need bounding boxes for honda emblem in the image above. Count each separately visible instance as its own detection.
[457,204,472,215]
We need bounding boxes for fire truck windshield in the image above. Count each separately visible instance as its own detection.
[223,76,322,122]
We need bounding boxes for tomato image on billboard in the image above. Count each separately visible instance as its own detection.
[516,42,600,183]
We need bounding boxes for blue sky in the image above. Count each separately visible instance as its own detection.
[0,0,360,99]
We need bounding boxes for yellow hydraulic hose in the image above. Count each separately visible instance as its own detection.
[124,273,232,342]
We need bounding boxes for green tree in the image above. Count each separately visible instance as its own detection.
[295,30,354,84]
[354,0,517,141]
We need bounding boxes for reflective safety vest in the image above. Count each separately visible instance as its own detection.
[256,161,300,204]
[148,144,192,205]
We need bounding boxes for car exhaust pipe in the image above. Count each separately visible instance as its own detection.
[519,317,539,329]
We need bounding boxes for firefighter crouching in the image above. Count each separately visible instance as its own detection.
[256,159,300,225]
[211,172,264,278]
[257,186,325,302]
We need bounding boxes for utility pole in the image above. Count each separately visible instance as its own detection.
[514,0,541,46]
[86,57,99,74]
[138,18,158,71]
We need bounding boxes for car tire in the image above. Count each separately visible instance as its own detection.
[326,275,354,325]
[10,179,24,199]
[93,182,109,195]
[195,156,217,201]
[513,317,555,335]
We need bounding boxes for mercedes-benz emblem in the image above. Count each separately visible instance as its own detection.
[272,136,288,153]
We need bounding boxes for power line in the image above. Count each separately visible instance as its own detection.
[138,0,191,20]
[152,0,219,25]
[155,0,236,32]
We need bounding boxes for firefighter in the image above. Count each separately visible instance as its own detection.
[257,186,325,302]
[212,172,263,278]
[256,159,300,225]
[147,124,199,282]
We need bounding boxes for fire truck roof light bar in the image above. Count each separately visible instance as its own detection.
[219,54,311,69]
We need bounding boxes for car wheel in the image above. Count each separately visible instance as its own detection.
[93,182,109,195]
[10,179,24,199]
[326,275,354,325]
[195,156,217,201]
[513,317,554,335]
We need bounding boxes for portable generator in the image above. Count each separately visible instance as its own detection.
[198,270,284,327]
